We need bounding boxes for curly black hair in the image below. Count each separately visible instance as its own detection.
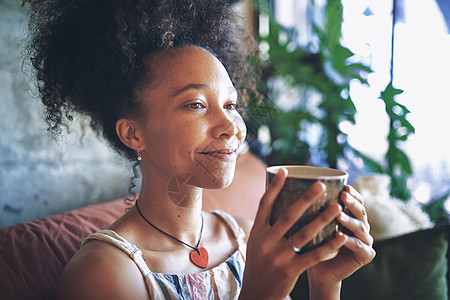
[23,0,257,163]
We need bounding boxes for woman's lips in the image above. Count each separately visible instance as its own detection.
[197,149,237,161]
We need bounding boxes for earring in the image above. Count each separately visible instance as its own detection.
[137,150,142,161]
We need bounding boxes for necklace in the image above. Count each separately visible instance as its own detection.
[135,201,209,268]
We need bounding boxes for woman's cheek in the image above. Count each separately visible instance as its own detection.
[232,113,247,143]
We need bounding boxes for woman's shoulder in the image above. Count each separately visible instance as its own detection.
[57,236,148,300]
[234,216,253,243]
[207,210,254,243]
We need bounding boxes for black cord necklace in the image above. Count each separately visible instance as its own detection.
[135,200,209,268]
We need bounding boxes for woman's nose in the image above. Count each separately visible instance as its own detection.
[211,111,246,142]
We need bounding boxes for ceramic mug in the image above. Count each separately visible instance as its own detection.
[267,165,348,258]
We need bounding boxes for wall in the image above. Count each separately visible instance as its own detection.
[0,0,133,228]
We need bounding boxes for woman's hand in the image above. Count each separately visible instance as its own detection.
[240,168,347,300]
[307,185,376,296]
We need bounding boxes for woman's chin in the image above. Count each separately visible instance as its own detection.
[191,161,236,189]
[199,172,234,190]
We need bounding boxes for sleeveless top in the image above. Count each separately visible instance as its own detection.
[82,210,247,300]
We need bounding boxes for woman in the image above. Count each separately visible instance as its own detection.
[24,0,375,299]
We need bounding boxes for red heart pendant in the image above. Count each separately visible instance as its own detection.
[190,247,209,268]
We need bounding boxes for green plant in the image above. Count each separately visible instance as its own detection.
[247,0,414,201]
[379,81,415,200]
[422,191,450,224]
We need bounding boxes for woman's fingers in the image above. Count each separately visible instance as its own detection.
[253,174,349,264]
[342,235,376,265]
[344,185,364,205]
[253,168,287,229]
[337,212,373,246]
[291,233,347,270]
[270,182,326,238]
[339,186,373,246]
[341,190,369,228]
[286,203,342,252]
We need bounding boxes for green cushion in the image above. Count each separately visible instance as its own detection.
[290,224,450,300]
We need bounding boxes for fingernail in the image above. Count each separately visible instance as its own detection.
[343,193,352,204]
[336,231,347,241]
[313,181,326,193]
[276,167,287,178]
[339,212,348,220]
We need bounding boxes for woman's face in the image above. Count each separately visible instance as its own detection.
[136,46,247,189]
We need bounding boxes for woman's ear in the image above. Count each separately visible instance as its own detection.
[116,118,144,151]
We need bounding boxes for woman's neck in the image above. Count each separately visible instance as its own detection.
[136,171,204,245]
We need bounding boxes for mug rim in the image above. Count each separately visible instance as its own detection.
[266,165,348,180]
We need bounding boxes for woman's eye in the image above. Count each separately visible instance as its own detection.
[186,103,204,109]
[225,103,238,110]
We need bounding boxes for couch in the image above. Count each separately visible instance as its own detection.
[0,198,127,300]
[1,151,448,300]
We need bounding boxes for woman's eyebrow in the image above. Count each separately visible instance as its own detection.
[171,83,207,98]
[171,84,238,98]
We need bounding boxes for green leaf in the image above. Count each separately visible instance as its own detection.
[380,82,404,112]
[422,192,450,223]
[396,150,413,174]
[400,119,415,133]
[390,175,411,201]
[353,149,385,173]
[348,63,373,73]
[324,0,343,52]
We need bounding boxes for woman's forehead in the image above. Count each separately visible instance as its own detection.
[144,46,233,91]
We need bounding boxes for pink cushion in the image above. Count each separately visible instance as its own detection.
[0,199,127,300]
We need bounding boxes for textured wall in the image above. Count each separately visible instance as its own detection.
[0,0,133,228]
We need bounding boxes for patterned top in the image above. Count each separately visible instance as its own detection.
[82,210,247,300]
